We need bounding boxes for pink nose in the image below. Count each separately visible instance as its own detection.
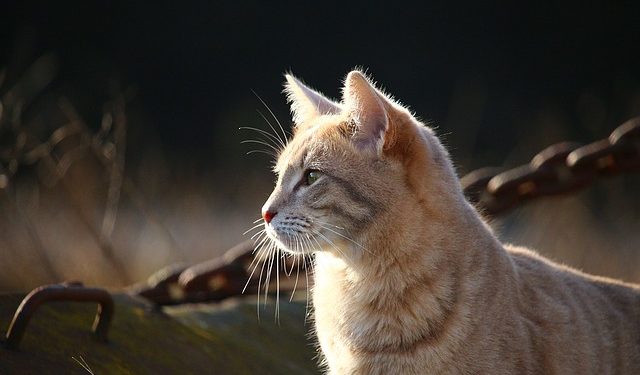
[262,209,277,224]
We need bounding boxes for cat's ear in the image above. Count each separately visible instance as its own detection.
[342,71,388,154]
[284,74,341,125]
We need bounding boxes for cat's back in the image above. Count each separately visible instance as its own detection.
[505,245,640,374]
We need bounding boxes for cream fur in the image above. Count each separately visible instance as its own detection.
[261,70,640,374]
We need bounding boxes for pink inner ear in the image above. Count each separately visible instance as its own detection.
[344,72,389,152]
[353,104,387,150]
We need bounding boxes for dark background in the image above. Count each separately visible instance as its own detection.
[1,1,640,288]
[5,1,640,164]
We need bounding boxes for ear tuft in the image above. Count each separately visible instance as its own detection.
[284,73,341,125]
[343,70,388,153]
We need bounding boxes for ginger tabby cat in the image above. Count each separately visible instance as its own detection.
[259,70,640,374]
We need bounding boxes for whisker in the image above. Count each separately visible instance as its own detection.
[311,219,346,230]
[289,253,301,302]
[250,229,267,241]
[240,124,285,150]
[241,139,281,154]
[295,234,302,255]
[252,236,272,266]
[312,228,347,258]
[302,253,312,324]
[256,242,274,318]
[292,234,313,319]
[246,149,276,157]
[252,230,268,247]
[252,90,289,144]
[301,235,318,278]
[243,241,270,294]
[302,234,322,274]
[307,254,317,320]
[72,356,94,375]
[275,246,281,323]
[301,233,315,256]
[246,241,269,279]
[315,222,371,254]
[239,126,285,150]
[251,234,270,259]
[264,242,277,304]
[284,247,296,277]
[256,108,287,150]
[243,222,264,235]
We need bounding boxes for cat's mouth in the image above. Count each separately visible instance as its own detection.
[264,224,315,255]
[265,221,355,256]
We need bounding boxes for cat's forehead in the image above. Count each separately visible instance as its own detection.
[275,115,343,173]
[275,130,317,174]
[276,135,308,172]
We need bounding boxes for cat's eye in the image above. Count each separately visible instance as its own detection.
[304,170,321,186]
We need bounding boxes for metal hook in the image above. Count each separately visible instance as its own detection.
[4,282,114,351]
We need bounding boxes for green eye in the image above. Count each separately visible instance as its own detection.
[304,170,321,185]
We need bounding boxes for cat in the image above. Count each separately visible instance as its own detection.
[258,70,640,374]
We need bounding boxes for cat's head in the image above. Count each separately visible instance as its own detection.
[260,70,461,258]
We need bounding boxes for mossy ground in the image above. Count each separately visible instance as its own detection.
[0,292,318,374]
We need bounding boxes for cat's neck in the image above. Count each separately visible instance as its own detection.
[313,190,512,360]
[343,185,504,280]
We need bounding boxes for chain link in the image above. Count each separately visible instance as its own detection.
[462,117,640,214]
[134,117,640,305]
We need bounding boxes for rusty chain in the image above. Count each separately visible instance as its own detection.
[462,117,640,214]
[132,117,640,306]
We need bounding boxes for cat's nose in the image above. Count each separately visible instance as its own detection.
[262,207,277,224]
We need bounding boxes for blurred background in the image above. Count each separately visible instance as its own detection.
[1,1,639,291]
